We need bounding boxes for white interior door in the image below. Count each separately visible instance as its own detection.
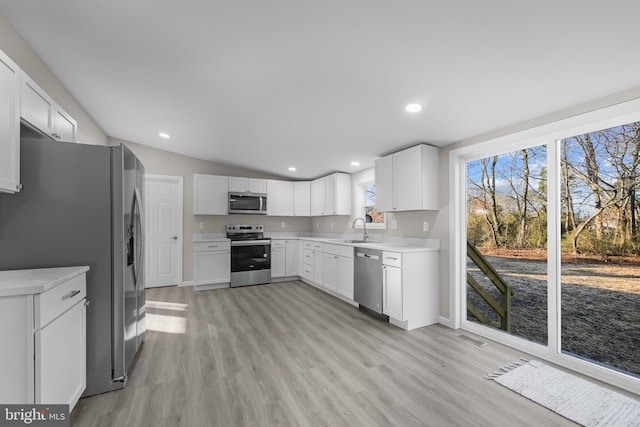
[145,174,183,288]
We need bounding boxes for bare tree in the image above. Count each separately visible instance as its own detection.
[515,149,529,247]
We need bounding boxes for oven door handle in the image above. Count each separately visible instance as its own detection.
[231,240,271,246]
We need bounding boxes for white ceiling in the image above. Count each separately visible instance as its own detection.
[2,1,640,179]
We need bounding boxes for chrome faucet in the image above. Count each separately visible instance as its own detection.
[352,217,369,242]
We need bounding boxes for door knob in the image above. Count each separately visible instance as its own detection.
[173,236,178,240]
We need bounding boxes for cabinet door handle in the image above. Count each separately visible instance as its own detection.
[62,290,81,300]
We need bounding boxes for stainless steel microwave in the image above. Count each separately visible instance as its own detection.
[228,192,268,215]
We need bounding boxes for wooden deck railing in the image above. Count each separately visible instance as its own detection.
[466,242,514,332]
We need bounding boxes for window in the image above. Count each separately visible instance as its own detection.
[354,170,385,229]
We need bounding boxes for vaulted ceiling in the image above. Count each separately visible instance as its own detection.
[2,1,640,179]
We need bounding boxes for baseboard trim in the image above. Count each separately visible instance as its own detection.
[439,316,456,329]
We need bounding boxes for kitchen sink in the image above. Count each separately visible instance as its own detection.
[329,239,372,244]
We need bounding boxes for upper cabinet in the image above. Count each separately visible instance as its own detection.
[293,181,310,216]
[228,176,267,194]
[375,144,439,212]
[266,180,311,217]
[194,174,228,215]
[21,72,77,143]
[0,49,21,193]
[267,180,294,216]
[310,173,351,216]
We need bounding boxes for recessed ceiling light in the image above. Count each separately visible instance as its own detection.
[158,132,170,139]
[288,167,297,172]
[351,161,360,167]
[405,103,423,113]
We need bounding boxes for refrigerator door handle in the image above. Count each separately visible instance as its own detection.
[132,187,144,287]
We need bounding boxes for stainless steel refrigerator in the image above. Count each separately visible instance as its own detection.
[0,137,145,397]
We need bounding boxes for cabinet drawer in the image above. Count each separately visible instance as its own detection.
[303,249,314,264]
[382,251,402,268]
[271,240,286,249]
[324,243,353,258]
[194,241,230,252]
[301,265,314,280]
[35,273,86,329]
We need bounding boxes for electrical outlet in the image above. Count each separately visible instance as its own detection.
[199,222,204,231]
[391,220,398,230]
[423,221,429,232]
[281,221,286,228]
[330,222,334,229]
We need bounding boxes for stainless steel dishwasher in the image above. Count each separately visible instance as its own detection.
[354,247,384,314]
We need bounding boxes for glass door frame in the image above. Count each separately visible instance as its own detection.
[449,98,640,395]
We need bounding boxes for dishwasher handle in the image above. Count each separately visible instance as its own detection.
[356,252,380,260]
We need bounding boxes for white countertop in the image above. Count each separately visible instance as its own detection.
[193,233,229,243]
[0,266,90,297]
[293,237,439,253]
[193,232,439,253]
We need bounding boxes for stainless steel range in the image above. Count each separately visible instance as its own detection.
[227,224,271,287]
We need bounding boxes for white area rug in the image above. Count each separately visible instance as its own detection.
[487,359,640,427]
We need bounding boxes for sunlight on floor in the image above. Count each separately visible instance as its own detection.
[145,300,189,334]
[146,300,189,311]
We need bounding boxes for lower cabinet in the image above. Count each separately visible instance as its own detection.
[382,251,439,330]
[383,263,402,320]
[271,240,286,278]
[193,241,230,285]
[285,240,299,276]
[323,243,354,299]
[0,269,87,410]
[313,246,324,285]
[36,299,86,405]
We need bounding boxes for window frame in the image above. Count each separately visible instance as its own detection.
[353,169,386,229]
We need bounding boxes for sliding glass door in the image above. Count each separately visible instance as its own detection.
[456,106,640,392]
[560,123,640,378]
[465,146,548,346]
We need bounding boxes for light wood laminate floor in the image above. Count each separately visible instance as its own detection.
[71,280,578,426]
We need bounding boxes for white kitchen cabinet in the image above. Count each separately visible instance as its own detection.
[0,48,21,193]
[310,178,325,216]
[300,240,315,282]
[383,262,403,320]
[267,180,294,216]
[310,173,351,216]
[52,107,77,142]
[36,296,86,406]
[271,239,286,278]
[375,144,439,212]
[285,240,299,276]
[322,253,338,292]
[382,250,439,330]
[335,256,355,300]
[323,243,354,299]
[293,181,311,216]
[193,241,231,285]
[229,176,267,193]
[193,174,228,215]
[0,267,88,411]
[21,71,77,143]
[313,243,324,285]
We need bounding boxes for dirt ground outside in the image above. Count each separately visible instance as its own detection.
[467,250,640,377]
